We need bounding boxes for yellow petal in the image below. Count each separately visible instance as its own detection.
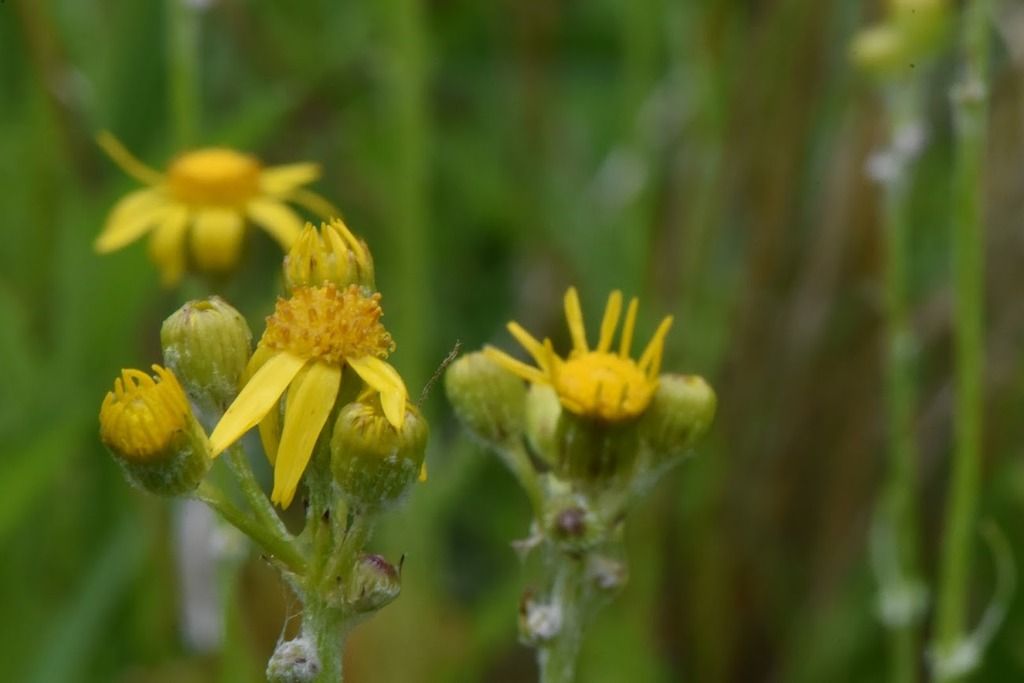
[259,163,321,195]
[94,189,169,253]
[270,362,342,508]
[96,131,165,186]
[245,345,283,465]
[190,208,245,272]
[347,355,408,428]
[209,351,307,456]
[596,290,623,353]
[483,346,547,385]
[563,287,589,353]
[507,322,549,371]
[247,198,304,248]
[619,297,639,358]
[286,188,341,220]
[147,205,191,286]
[638,316,674,377]
[419,461,428,482]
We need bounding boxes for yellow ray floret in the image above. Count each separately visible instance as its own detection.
[485,287,672,422]
[94,131,339,285]
[99,365,191,459]
[208,284,409,508]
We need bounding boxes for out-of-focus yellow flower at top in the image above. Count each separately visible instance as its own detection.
[485,287,672,423]
[94,131,337,285]
[208,283,409,508]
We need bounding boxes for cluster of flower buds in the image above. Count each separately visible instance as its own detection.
[99,219,428,512]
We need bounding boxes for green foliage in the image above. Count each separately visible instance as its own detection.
[4,0,1024,681]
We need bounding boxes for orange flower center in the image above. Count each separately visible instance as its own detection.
[166,148,262,205]
[262,284,395,365]
[553,352,655,421]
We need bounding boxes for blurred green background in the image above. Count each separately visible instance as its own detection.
[5,0,1024,681]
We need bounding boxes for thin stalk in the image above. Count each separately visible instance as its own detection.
[195,481,306,574]
[499,441,545,517]
[879,85,924,683]
[166,0,200,149]
[934,0,991,674]
[223,442,292,540]
[538,551,587,683]
[377,0,430,391]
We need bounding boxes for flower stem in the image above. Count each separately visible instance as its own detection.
[303,593,346,683]
[879,85,924,683]
[934,0,991,675]
[223,442,292,541]
[166,0,201,149]
[195,481,306,575]
[538,552,587,683]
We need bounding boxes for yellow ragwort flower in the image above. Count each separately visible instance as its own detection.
[485,287,672,422]
[208,283,408,508]
[94,131,337,285]
[100,365,192,459]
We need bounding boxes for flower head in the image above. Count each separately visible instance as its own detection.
[94,132,337,285]
[284,219,375,291]
[99,365,211,495]
[100,365,192,459]
[485,287,672,422]
[208,283,409,507]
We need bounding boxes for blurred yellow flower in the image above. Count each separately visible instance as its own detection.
[94,132,337,285]
[208,283,408,508]
[486,287,672,422]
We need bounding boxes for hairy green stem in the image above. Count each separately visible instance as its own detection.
[195,481,305,574]
[934,0,991,676]
[538,552,587,683]
[499,441,545,517]
[223,443,291,540]
[304,593,346,683]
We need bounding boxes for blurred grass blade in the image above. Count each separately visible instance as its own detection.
[28,515,148,683]
[0,416,89,544]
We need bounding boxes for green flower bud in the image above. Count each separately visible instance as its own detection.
[445,351,526,445]
[639,374,716,462]
[543,496,604,552]
[345,553,402,613]
[99,366,211,496]
[161,297,252,413]
[331,396,428,509]
[266,637,320,683]
[524,383,561,467]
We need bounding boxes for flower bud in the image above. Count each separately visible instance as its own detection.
[586,554,628,595]
[283,219,375,292]
[543,497,603,552]
[99,365,211,495]
[639,374,716,462]
[330,396,428,509]
[345,553,402,613]
[524,383,560,467]
[850,24,911,77]
[444,351,526,445]
[161,297,252,413]
[266,636,320,683]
